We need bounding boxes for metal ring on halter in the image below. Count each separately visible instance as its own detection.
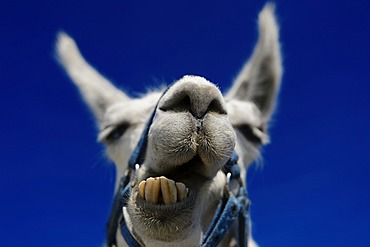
[134,163,140,171]
[226,172,232,186]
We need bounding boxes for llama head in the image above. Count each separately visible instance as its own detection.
[56,4,282,246]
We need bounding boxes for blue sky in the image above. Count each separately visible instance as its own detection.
[1,0,369,246]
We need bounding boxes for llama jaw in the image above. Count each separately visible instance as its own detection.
[138,176,189,204]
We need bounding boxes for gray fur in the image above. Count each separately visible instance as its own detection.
[56,4,282,247]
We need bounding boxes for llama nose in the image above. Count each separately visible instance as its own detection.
[159,76,227,118]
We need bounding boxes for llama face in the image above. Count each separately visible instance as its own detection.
[56,4,282,246]
[126,76,237,243]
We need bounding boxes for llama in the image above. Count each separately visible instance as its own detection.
[55,4,282,247]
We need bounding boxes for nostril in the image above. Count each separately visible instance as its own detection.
[159,94,191,112]
[208,99,227,115]
[180,95,191,112]
[162,97,226,119]
[158,78,227,118]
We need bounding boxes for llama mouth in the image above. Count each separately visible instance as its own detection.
[133,155,213,209]
[138,176,189,204]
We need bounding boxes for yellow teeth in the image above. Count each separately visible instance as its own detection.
[138,180,146,199]
[160,176,177,204]
[145,177,161,204]
[137,176,188,204]
[176,182,188,202]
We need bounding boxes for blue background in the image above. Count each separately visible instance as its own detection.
[1,0,369,246]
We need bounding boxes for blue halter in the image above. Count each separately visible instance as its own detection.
[106,85,250,247]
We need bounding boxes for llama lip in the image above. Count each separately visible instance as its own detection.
[138,176,189,205]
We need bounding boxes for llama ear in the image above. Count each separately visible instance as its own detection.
[226,3,282,123]
[55,32,129,124]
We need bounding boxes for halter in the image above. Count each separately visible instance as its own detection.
[106,85,250,247]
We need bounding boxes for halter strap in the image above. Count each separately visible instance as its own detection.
[128,86,171,170]
[107,87,170,247]
[106,84,250,247]
[201,152,250,247]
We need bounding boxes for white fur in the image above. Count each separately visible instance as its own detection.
[56,4,282,247]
